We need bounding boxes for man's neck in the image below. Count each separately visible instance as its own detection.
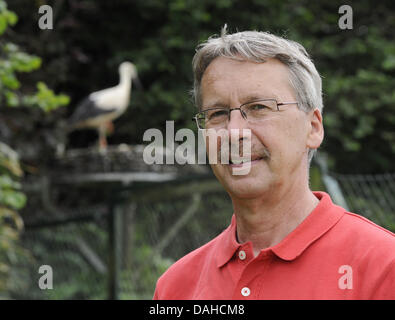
[233,186,319,257]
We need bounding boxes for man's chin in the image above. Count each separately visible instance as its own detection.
[226,183,272,200]
[214,170,273,199]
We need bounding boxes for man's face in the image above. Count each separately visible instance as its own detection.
[200,56,322,199]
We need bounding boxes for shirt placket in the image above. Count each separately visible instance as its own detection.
[232,249,273,299]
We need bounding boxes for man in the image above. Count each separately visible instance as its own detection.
[153,27,395,299]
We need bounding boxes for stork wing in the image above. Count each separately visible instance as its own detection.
[68,96,117,126]
[89,84,131,112]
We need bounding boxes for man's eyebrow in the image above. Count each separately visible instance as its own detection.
[201,101,228,111]
[242,93,281,102]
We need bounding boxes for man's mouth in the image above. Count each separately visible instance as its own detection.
[229,156,264,166]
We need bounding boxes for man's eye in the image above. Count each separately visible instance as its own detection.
[208,110,228,120]
[249,104,269,111]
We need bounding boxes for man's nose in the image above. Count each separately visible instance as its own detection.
[226,108,249,140]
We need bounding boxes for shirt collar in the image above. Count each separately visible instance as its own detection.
[216,191,345,267]
[216,214,240,268]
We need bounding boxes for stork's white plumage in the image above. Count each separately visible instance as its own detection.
[68,61,139,149]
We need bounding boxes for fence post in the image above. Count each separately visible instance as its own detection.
[108,199,123,300]
[315,152,350,210]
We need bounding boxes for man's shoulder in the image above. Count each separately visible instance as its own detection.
[331,208,395,255]
[340,210,394,241]
[334,210,395,298]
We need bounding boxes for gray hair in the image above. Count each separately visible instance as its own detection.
[191,26,323,163]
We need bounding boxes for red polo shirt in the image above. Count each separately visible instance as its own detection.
[153,192,395,299]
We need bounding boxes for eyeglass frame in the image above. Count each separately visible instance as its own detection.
[192,98,299,129]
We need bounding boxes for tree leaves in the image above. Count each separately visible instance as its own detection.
[0,0,17,35]
[0,0,69,295]
[22,82,70,112]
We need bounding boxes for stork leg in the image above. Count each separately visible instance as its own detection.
[105,121,115,134]
[98,125,108,151]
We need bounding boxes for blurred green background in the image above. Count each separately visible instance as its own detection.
[0,0,394,299]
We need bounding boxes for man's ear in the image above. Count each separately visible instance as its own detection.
[306,108,324,150]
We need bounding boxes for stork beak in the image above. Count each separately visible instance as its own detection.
[133,76,143,90]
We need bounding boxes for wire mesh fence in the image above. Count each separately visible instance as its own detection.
[9,220,109,299]
[331,173,395,231]
[5,172,395,299]
[7,178,233,299]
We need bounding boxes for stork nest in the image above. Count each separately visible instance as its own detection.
[54,144,209,177]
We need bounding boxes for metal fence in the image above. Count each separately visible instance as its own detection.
[8,176,232,299]
[6,168,395,299]
[331,173,395,230]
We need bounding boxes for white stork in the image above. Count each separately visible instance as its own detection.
[68,61,140,149]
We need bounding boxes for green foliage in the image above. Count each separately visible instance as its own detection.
[18,225,108,300]
[0,1,69,111]
[0,0,69,297]
[4,0,392,172]
[321,27,395,172]
[2,0,394,299]
[0,142,25,295]
[120,244,174,299]
[22,82,70,112]
[0,41,69,111]
[0,0,17,35]
[88,0,395,173]
[344,194,395,232]
[309,165,326,191]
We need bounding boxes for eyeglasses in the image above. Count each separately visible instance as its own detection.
[192,99,298,129]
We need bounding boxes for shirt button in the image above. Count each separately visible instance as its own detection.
[241,287,251,297]
[238,250,246,260]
